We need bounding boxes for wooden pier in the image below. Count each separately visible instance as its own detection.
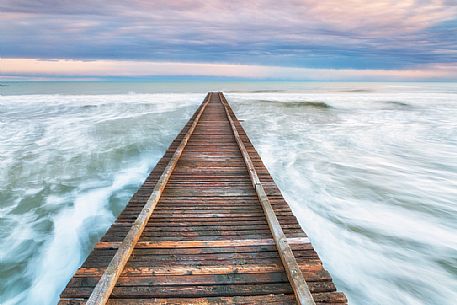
[59,93,347,305]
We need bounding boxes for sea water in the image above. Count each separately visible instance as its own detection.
[0,82,456,304]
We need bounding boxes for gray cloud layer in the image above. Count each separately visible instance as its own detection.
[1,0,457,69]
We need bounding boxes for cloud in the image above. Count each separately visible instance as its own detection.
[2,58,456,81]
[0,1,456,71]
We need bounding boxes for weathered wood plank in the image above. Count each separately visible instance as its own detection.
[60,294,297,305]
[95,237,310,249]
[75,261,323,277]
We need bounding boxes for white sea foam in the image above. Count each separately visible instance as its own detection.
[25,159,150,304]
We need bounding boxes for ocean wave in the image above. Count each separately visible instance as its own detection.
[226,89,287,93]
[255,99,333,109]
[383,101,412,108]
[339,89,373,93]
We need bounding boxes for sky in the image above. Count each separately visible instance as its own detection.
[1,0,457,81]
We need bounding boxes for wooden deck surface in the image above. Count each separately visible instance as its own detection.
[59,92,347,305]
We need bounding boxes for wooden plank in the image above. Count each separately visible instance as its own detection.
[74,265,331,282]
[60,294,297,305]
[79,261,324,277]
[85,93,211,305]
[95,237,310,249]
[75,261,323,277]
[63,283,294,298]
[68,272,289,287]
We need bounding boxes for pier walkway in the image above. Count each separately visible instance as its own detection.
[59,93,347,305]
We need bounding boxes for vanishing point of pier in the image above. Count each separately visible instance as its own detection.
[59,93,347,305]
